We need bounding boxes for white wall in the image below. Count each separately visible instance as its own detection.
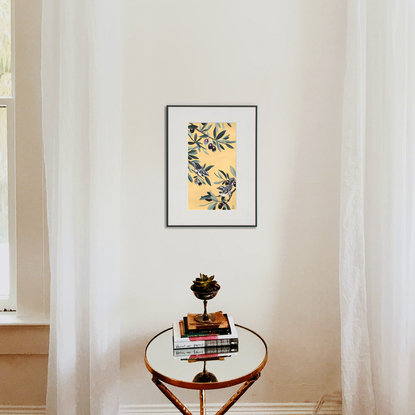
[121,0,346,406]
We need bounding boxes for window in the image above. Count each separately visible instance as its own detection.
[0,0,48,319]
[0,0,15,311]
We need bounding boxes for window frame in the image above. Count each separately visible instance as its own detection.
[0,0,50,322]
[0,0,16,311]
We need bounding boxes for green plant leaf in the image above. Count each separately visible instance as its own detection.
[205,177,211,186]
[214,181,222,184]
[207,191,218,202]
[222,135,230,140]
[227,123,232,127]
[225,144,234,149]
[188,173,192,183]
[208,203,216,210]
[219,144,224,150]
[219,170,226,177]
[202,148,209,155]
[205,165,214,171]
[216,130,226,140]
[230,166,236,176]
[213,126,217,138]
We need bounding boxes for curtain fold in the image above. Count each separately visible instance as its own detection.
[340,0,415,414]
[42,1,122,414]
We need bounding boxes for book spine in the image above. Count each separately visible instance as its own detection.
[173,346,238,357]
[173,337,238,349]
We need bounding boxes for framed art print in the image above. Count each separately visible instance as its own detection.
[167,105,257,227]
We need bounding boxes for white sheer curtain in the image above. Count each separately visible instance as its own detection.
[42,1,121,414]
[340,0,415,414]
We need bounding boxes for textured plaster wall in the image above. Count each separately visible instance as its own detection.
[121,0,346,406]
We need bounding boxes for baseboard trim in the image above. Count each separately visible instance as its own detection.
[0,402,342,414]
[0,407,46,415]
[124,403,315,414]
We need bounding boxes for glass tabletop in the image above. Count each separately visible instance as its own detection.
[145,324,268,390]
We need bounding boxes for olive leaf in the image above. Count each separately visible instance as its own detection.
[216,130,226,140]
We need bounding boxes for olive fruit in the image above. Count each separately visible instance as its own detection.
[204,139,209,144]
[208,143,213,149]
[190,128,195,133]
[212,146,216,152]
[233,181,236,187]
[218,203,223,209]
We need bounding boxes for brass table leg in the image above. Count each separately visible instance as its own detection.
[152,372,261,415]
[199,389,206,415]
[152,376,193,415]
[215,373,261,415]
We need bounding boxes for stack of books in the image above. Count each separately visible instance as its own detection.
[172,312,238,351]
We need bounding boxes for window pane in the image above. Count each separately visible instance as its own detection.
[0,0,11,97]
[0,107,8,299]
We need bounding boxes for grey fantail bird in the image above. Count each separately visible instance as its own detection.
[189,161,209,178]
[217,177,236,198]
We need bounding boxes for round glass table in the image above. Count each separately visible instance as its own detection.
[145,324,268,415]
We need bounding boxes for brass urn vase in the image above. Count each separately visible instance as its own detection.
[190,274,221,323]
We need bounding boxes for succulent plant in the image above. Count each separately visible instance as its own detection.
[191,273,220,292]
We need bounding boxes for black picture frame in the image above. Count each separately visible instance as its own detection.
[166,105,257,227]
